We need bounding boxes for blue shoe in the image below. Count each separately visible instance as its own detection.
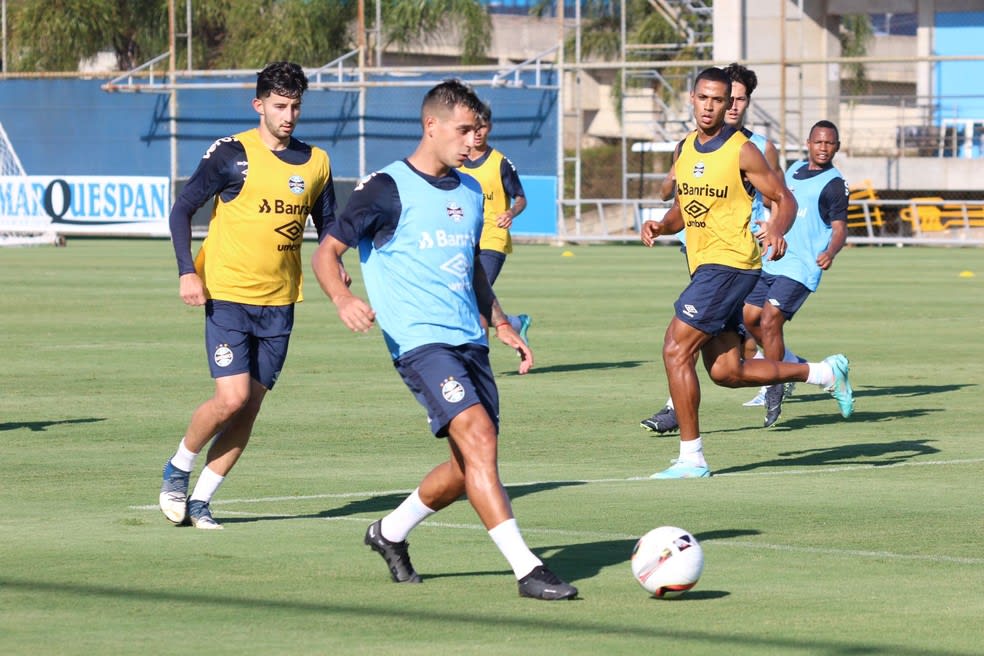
[824,354,854,418]
[650,460,711,479]
[517,314,532,345]
[159,459,190,525]
[187,499,223,530]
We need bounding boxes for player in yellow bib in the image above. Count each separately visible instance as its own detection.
[159,62,339,528]
[640,67,854,479]
[457,103,532,343]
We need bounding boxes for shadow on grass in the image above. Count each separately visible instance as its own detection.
[218,481,588,526]
[4,577,968,654]
[714,439,940,475]
[0,417,106,432]
[499,359,649,376]
[401,528,757,583]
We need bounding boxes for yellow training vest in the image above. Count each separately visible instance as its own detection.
[674,129,759,275]
[195,129,331,305]
[459,148,513,254]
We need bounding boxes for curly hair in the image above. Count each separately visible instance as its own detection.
[256,61,309,100]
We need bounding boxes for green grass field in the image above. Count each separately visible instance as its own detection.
[1,239,982,655]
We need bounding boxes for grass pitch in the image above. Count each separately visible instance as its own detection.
[1,239,982,655]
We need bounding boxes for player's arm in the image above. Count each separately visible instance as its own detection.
[169,138,243,306]
[817,178,850,270]
[658,141,683,201]
[474,255,533,374]
[741,141,797,260]
[312,173,394,333]
[760,140,783,223]
[312,236,372,332]
[311,170,337,243]
[641,199,684,247]
[496,157,527,229]
[309,171,350,287]
[642,143,683,246]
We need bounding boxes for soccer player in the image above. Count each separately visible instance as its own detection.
[641,62,785,434]
[159,61,338,529]
[310,80,577,600]
[640,67,854,479]
[742,120,850,427]
[457,102,532,343]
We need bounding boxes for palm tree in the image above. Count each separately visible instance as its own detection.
[5,0,491,73]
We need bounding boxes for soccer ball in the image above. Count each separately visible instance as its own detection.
[631,526,704,598]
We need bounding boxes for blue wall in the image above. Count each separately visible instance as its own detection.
[0,71,559,232]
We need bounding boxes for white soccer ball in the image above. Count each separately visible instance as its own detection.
[631,526,704,598]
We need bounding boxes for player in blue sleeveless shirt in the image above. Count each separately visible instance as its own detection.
[743,120,850,427]
[311,80,577,601]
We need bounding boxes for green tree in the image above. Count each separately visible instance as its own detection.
[6,0,493,73]
[8,0,168,72]
[839,14,874,96]
[380,0,491,65]
[214,0,357,69]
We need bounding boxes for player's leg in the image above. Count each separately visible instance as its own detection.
[650,316,711,479]
[190,304,291,529]
[160,300,255,525]
[445,406,577,600]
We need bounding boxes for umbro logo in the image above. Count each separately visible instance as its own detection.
[440,253,470,278]
[682,304,698,318]
[684,200,709,219]
[275,221,304,241]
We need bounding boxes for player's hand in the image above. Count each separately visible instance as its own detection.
[178,273,206,306]
[753,219,771,242]
[816,251,833,270]
[335,295,376,333]
[496,211,514,229]
[761,233,787,261]
[640,220,665,247]
[495,323,533,374]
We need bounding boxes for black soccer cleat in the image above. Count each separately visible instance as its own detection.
[763,383,784,428]
[640,406,679,435]
[364,519,422,583]
[518,565,578,601]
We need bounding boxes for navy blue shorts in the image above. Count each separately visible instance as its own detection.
[744,272,811,321]
[204,300,294,390]
[393,343,500,438]
[674,264,760,336]
[479,250,507,286]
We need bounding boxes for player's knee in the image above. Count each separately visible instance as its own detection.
[212,389,250,419]
[708,363,742,387]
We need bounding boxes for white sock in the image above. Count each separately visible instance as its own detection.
[488,518,543,579]
[807,361,834,387]
[678,437,707,467]
[170,438,198,473]
[665,396,674,410]
[189,465,224,503]
[381,488,435,543]
[508,314,522,332]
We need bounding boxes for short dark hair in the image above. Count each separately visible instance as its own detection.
[810,119,840,142]
[256,61,308,100]
[421,79,483,124]
[478,101,492,125]
[723,62,758,97]
[693,67,732,96]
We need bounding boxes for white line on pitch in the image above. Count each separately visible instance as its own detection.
[131,456,984,512]
[173,511,984,566]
